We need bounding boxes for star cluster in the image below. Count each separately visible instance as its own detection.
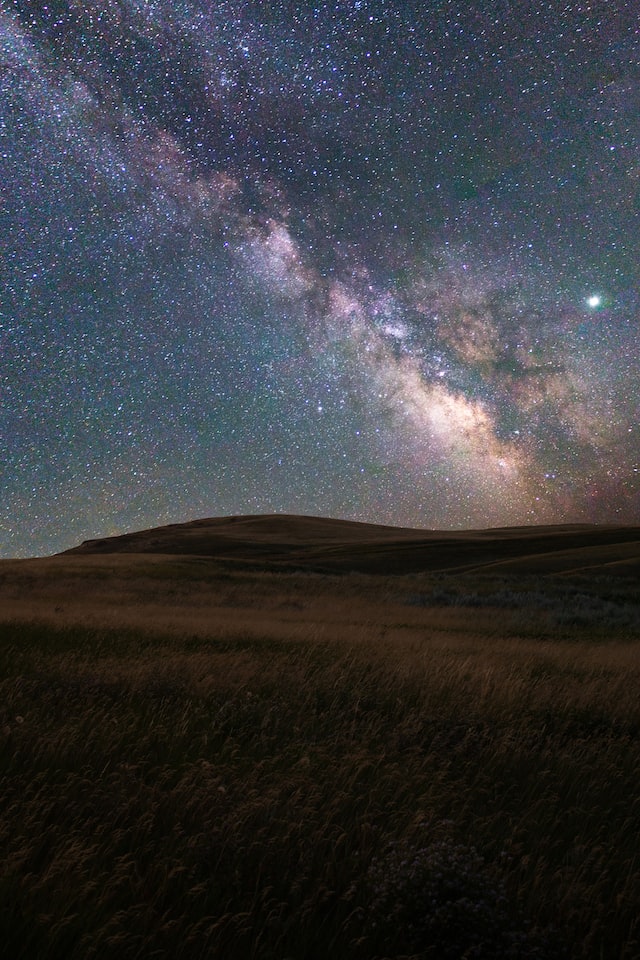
[1,1,639,556]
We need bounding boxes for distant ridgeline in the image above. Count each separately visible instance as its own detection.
[60,514,640,577]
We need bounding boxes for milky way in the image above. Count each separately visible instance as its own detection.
[1,1,639,557]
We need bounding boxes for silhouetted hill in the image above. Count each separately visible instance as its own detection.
[60,514,640,576]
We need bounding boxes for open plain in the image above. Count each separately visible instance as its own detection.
[1,515,640,959]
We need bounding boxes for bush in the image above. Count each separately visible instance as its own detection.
[362,825,563,959]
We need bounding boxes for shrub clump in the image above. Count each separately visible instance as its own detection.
[362,826,563,959]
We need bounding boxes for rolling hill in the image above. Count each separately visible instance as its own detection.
[61,513,640,576]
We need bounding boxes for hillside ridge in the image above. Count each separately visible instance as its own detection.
[59,513,640,576]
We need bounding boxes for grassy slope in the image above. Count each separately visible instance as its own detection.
[1,524,640,958]
[60,513,640,576]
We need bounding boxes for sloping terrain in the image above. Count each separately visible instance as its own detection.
[61,513,640,576]
[2,515,639,960]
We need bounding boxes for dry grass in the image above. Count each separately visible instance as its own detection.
[0,558,639,958]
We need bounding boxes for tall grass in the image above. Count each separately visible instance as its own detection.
[1,605,639,958]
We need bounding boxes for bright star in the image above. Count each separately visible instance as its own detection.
[587,295,602,308]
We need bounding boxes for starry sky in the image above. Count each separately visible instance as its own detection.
[2,1,639,557]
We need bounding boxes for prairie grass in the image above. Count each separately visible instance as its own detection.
[0,564,639,958]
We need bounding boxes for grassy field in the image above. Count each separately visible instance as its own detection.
[1,556,640,958]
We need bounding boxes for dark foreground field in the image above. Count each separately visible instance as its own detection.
[1,515,640,958]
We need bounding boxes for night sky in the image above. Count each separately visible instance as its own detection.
[2,1,639,558]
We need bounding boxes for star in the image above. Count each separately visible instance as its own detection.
[1,2,639,557]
